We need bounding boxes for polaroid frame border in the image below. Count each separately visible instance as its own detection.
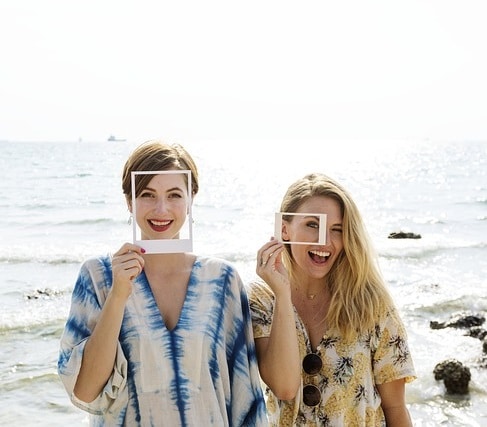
[274,212,327,245]
[131,170,193,254]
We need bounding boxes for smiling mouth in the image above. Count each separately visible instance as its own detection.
[148,219,172,232]
[309,249,330,263]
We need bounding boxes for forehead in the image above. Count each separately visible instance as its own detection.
[296,196,342,218]
[145,172,187,189]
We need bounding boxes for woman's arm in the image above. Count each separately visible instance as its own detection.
[376,378,413,427]
[254,240,301,400]
[74,244,144,402]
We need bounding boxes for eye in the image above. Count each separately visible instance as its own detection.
[331,227,343,233]
[140,191,155,198]
[169,192,183,199]
[306,221,319,229]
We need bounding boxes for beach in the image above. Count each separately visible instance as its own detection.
[0,139,486,426]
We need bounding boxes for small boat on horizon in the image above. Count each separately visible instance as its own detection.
[107,135,127,142]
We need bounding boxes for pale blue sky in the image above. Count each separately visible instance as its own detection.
[1,0,486,143]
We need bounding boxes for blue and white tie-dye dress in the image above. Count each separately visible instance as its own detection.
[58,255,268,427]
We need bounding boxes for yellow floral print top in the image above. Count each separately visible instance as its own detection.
[247,280,416,427]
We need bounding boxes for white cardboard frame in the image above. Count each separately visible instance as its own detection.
[274,212,327,245]
[131,170,193,253]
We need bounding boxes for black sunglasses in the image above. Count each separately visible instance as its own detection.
[302,353,323,407]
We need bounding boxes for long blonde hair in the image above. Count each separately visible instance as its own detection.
[280,173,395,341]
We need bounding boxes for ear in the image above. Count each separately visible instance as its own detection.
[126,196,132,213]
[281,220,291,242]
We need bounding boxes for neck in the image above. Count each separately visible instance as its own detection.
[143,252,193,272]
[292,282,330,348]
[292,282,330,305]
[298,287,321,300]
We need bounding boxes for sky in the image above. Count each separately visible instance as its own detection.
[1,0,486,143]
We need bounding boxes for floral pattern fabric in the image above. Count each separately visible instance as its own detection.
[247,280,416,427]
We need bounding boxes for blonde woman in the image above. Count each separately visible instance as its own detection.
[248,173,416,426]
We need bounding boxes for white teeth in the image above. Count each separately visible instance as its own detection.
[150,220,170,226]
[310,250,330,257]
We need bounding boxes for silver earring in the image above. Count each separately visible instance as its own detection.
[127,215,133,225]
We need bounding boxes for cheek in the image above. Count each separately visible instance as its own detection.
[290,245,307,262]
[174,201,189,216]
[328,233,344,248]
[288,224,305,238]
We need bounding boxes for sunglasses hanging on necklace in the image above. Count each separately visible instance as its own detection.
[302,352,323,407]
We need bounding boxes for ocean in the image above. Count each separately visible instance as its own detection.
[0,139,486,426]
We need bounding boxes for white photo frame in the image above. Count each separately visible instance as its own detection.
[274,212,327,245]
[131,170,193,254]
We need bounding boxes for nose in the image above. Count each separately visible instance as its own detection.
[153,197,168,213]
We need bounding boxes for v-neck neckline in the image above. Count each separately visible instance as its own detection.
[139,257,197,332]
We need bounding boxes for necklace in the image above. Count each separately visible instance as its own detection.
[294,286,323,301]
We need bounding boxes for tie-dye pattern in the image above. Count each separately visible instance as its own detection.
[58,255,268,427]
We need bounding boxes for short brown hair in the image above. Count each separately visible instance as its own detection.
[122,140,199,201]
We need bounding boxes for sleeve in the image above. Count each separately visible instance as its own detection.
[57,257,129,416]
[246,280,275,339]
[224,266,268,427]
[371,307,417,385]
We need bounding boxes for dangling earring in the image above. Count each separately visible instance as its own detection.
[127,215,133,225]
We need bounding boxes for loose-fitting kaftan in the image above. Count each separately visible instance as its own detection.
[248,280,416,427]
[58,255,268,427]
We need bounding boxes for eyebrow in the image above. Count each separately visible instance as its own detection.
[303,215,321,221]
[144,186,185,193]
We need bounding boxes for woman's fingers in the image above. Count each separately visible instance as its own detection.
[119,257,143,280]
[257,240,283,269]
[113,243,146,257]
[111,243,146,298]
